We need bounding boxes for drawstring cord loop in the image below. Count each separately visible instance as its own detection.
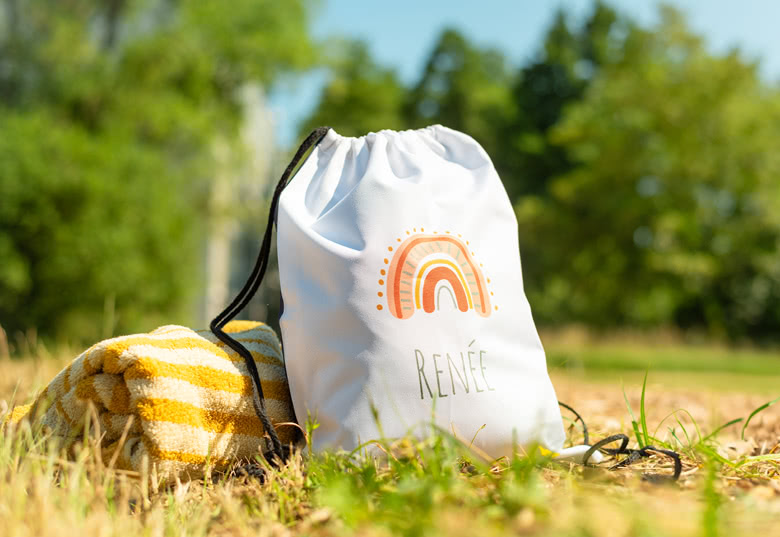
[563,403,682,481]
[211,127,330,463]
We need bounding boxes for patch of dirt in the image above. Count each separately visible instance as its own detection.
[552,372,780,448]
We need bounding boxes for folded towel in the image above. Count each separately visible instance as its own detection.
[6,320,295,481]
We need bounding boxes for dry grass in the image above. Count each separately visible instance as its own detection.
[2,349,780,536]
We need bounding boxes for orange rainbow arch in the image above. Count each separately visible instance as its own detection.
[385,233,492,319]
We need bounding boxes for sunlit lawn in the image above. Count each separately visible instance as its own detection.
[2,335,780,536]
[543,328,780,394]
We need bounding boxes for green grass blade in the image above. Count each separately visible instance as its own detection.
[639,371,650,446]
[701,418,743,444]
[674,416,692,447]
[622,382,642,446]
[653,409,685,440]
[741,396,780,440]
[670,408,703,447]
[651,408,703,445]
[646,434,674,450]
[735,454,780,467]
[669,428,684,448]
[702,456,721,537]
[696,443,737,468]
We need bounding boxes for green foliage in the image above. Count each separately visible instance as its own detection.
[0,0,315,342]
[299,40,406,136]
[702,456,722,537]
[7,0,780,341]
[301,27,516,161]
[501,2,627,199]
[305,432,552,536]
[299,2,780,340]
[403,29,515,163]
[518,7,780,337]
[0,109,201,339]
[741,396,780,440]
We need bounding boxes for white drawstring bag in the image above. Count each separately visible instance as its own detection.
[212,125,574,461]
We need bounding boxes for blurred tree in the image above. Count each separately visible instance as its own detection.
[300,28,514,157]
[403,29,515,164]
[517,6,780,338]
[0,0,315,344]
[298,39,406,137]
[501,1,627,199]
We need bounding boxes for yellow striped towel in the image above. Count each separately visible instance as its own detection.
[6,320,296,481]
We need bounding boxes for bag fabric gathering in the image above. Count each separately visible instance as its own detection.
[213,125,577,461]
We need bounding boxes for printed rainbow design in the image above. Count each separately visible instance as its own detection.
[380,230,494,319]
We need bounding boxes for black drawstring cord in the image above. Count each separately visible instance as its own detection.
[211,126,331,463]
[582,433,630,465]
[582,432,683,481]
[561,404,682,481]
[558,401,589,445]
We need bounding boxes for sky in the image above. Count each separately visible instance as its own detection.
[268,0,780,148]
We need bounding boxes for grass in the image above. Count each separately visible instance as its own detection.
[2,340,780,536]
[543,328,780,394]
[546,339,780,376]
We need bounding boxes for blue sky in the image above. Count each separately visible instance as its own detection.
[268,0,780,147]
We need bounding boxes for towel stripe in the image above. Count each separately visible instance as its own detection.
[113,344,285,379]
[12,321,293,483]
[102,337,238,370]
[212,339,283,362]
[125,358,290,401]
[126,376,291,418]
[137,397,265,436]
[139,420,294,465]
[141,434,233,467]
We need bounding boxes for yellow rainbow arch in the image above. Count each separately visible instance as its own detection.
[385,233,491,319]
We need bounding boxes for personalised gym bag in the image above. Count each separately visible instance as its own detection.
[212,125,566,461]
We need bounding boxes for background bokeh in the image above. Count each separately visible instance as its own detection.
[2,0,779,350]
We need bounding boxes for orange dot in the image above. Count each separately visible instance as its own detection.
[487,278,491,283]
[379,279,384,285]
[413,228,416,232]
[458,234,462,237]
[466,240,470,245]
[383,258,389,264]
[397,238,401,242]
[480,263,483,267]
[406,230,410,235]
[490,291,494,296]
[433,231,438,234]
[388,246,393,251]
[471,252,475,256]
[380,269,386,275]
[495,306,498,311]
[421,227,424,232]
[377,304,383,311]
[445,231,450,234]
[378,291,383,297]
